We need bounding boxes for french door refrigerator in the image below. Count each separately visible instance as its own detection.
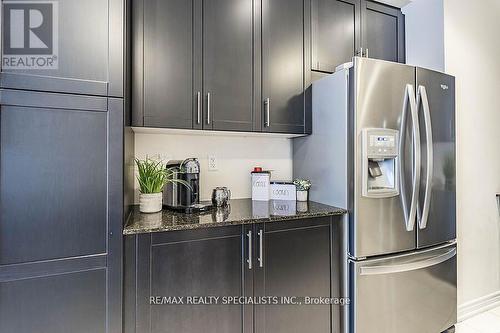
[293,57,456,333]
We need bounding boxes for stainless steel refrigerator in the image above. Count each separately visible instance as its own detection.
[293,57,457,333]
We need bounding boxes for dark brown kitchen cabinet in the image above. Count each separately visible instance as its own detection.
[124,226,251,333]
[311,0,361,73]
[362,0,405,63]
[261,0,311,134]
[203,0,255,131]
[0,90,123,333]
[138,0,201,129]
[0,0,124,97]
[310,0,404,74]
[135,0,256,131]
[133,0,311,134]
[254,218,335,333]
[125,216,344,333]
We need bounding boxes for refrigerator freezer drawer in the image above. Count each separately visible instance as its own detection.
[350,244,457,333]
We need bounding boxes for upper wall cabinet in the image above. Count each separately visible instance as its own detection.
[362,0,405,63]
[135,0,257,132]
[261,0,311,134]
[0,0,125,97]
[133,0,310,134]
[311,0,361,73]
[310,0,404,74]
[139,0,200,129]
[203,0,255,131]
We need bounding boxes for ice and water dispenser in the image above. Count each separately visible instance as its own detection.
[361,128,400,198]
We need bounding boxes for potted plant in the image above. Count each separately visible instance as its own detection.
[293,179,312,202]
[135,158,189,213]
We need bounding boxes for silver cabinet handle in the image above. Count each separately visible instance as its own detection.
[360,247,456,276]
[246,230,252,270]
[207,92,211,125]
[258,229,263,268]
[399,84,420,232]
[264,98,270,127]
[417,85,434,230]
[196,92,201,124]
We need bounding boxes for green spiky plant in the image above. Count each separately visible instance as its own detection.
[135,158,190,194]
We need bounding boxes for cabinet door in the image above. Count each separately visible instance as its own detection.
[254,218,333,333]
[0,90,123,333]
[0,0,124,97]
[361,0,405,63]
[139,0,202,129]
[203,0,254,131]
[311,0,361,73]
[262,0,309,134]
[128,226,252,333]
[0,269,107,333]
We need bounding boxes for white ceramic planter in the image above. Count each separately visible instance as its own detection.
[296,190,309,202]
[139,193,163,213]
[297,201,309,213]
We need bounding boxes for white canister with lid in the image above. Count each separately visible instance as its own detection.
[251,168,271,201]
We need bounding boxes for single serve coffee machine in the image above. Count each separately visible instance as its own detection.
[163,158,211,213]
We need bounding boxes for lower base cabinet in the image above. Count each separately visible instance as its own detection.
[125,216,345,333]
[125,226,248,333]
[254,218,332,333]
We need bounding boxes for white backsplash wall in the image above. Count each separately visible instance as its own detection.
[133,132,293,202]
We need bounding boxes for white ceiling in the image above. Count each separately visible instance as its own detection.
[376,0,412,8]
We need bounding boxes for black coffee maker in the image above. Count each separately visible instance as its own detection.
[163,158,210,213]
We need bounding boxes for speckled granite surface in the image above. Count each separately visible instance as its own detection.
[123,199,346,235]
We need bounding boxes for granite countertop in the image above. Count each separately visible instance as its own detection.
[123,198,346,235]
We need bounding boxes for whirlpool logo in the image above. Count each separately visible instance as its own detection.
[2,1,58,69]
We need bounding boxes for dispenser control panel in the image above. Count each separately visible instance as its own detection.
[367,133,398,157]
[362,128,400,198]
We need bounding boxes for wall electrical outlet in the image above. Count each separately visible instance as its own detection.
[208,155,218,171]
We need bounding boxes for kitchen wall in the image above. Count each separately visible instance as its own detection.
[133,130,293,202]
[403,0,444,71]
[404,0,500,319]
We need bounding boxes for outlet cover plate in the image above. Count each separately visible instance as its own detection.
[208,155,218,171]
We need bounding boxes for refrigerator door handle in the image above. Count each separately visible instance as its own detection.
[399,84,421,232]
[417,85,434,230]
[359,247,456,276]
